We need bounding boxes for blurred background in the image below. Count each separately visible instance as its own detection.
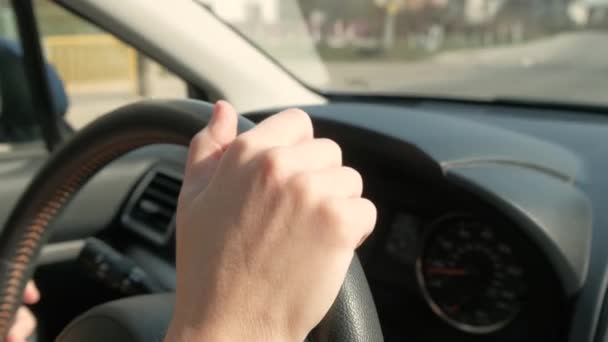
[0,0,187,129]
[1,0,607,129]
[201,0,608,105]
[209,0,608,58]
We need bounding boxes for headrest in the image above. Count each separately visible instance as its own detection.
[0,38,69,141]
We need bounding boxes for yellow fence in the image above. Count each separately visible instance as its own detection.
[43,34,138,92]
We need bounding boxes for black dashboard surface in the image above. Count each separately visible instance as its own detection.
[0,100,606,342]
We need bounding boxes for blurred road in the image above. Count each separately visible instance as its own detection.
[326,31,608,106]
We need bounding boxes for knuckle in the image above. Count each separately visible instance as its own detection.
[260,148,286,183]
[284,107,308,118]
[333,226,352,246]
[317,201,348,237]
[288,173,314,203]
[365,197,377,216]
[284,108,313,134]
[344,166,363,193]
[359,198,378,233]
[190,130,205,145]
[319,138,342,163]
[188,130,208,150]
[319,137,340,151]
[229,134,253,156]
[317,199,378,247]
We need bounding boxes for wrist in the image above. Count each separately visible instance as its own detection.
[165,321,223,342]
[164,316,294,342]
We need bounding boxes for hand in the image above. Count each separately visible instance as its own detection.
[8,281,39,342]
[165,101,377,342]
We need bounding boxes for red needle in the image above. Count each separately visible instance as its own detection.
[426,267,468,276]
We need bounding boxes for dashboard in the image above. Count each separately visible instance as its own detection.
[1,99,606,342]
[356,163,566,341]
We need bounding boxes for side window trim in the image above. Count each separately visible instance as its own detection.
[12,0,65,150]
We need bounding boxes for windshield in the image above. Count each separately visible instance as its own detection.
[200,0,608,107]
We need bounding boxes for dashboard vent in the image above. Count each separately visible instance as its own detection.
[122,167,182,244]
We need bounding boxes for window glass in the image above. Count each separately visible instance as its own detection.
[0,0,188,153]
[0,0,17,41]
[205,0,608,108]
[36,0,187,129]
[0,0,40,150]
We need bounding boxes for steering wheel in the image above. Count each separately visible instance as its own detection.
[0,100,383,342]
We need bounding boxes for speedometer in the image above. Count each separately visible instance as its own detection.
[416,215,526,334]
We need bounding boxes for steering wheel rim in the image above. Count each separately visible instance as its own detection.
[0,99,382,341]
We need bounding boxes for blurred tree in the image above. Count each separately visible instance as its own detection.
[297,0,372,20]
[374,0,406,49]
[35,0,101,36]
[295,0,378,44]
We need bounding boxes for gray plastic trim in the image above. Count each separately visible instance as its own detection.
[446,164,592,295]
[38,240,85,266]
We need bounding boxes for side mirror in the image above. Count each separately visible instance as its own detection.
[0,38,69,143]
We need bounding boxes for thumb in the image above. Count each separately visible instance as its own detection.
[183,100,238,195]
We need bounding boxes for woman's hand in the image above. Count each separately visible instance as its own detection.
[166,101,376,342]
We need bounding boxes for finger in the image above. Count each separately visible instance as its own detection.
[244,108,313,150]
[330,198,377,248]
[22,281,39,305]
[183,100,238,190]
[270,138,342,176]
[292,167,363,199]
[7,307,36,342]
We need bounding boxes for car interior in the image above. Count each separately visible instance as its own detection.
[1,1,608,342]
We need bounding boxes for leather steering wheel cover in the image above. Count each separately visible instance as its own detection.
[0,99,383,341]
[310,257,383,342]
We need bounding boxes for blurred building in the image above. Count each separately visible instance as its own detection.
[463,0,506,24]
[569,0,608,26]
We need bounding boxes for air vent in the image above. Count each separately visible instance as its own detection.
[122,166,182,244]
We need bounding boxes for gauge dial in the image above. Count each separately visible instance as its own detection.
[416,215,526,334]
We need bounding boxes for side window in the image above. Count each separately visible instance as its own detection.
[1,0,188,150]
[0,1,17,40]
[0,0,40,148]
[36,0,187,129]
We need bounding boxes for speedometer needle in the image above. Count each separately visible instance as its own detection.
[426,267,468,276]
